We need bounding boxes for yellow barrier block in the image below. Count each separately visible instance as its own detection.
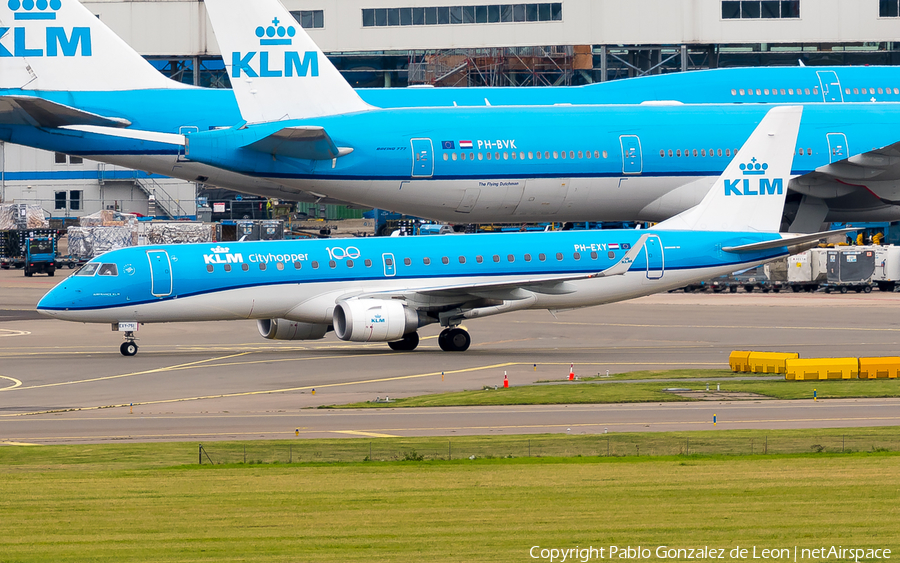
[748,352,800,375]
[858,357,900,379]
[729,351,753,373]
[785,358,859,381]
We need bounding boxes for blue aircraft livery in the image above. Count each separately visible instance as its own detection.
[37,106,846,356]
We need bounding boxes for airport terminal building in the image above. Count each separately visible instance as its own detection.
[2,0,900,219]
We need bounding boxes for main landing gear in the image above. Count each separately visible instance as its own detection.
[438,327,470,352]
[388,331,420,351]
[386,327,472,352]
[120,331,139,357]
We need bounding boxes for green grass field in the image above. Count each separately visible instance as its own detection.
[0,435,897,562]
[332,369,900,408]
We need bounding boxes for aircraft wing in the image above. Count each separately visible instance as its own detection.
[245,126,353,161]
[791,141,900,203]
[0,95,132,128]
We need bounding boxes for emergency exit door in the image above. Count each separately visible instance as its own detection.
[620,135,642,175]
[817,71,844,103]
[410,138,434,177]
[147,250,173,297]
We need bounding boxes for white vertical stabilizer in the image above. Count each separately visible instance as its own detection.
[0,0,186,90]
[655,105,802,232]
[204,0,373,122]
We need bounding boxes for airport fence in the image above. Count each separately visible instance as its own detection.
[196,431,900,465]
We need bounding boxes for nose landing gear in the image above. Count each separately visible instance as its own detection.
[120,331,139,357]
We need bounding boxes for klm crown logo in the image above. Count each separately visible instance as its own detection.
[740,158,768,176]
[231,16,318,79]
[9,0,61,20]
[725,157,783,196]
[256,17,295,46]
[0,0,91,58]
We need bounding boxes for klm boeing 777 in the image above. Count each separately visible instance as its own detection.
[183,0,900,230]
[37,106,845,356]
[4,0,900,226]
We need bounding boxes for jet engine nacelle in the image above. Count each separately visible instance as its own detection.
[333,299,419,342]
[257,318,329,340]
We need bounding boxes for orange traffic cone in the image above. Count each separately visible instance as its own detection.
[503,372,509,388]
[568,364,575,381]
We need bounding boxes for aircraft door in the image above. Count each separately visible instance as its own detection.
[382,253,396,277]
[817,71,843,103]
[178,126,199,161]
[826,133,849,163]
[147,250,173,297]
[620,135,642,175]
[644,235,664,280]
[410,138,434,178]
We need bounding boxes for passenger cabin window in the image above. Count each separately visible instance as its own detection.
[207,265,214,273]
[476,255,484,263]
[98,264,118,276]
[224,264,232,273]
[365,259,373,267]
[423,257,431,265]
[259,263,267,271]
[294,261,302,269]
[404,258,412,266]
[556,253,563,261]
[277,262,285,270]
[243,264,250,271]
[312,261,319,269]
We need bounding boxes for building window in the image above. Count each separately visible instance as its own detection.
[54,152,67,164]
[69,190,81,211]
[363,3,562,27]
[55,191,66,210]
[881,0,900,17]
[291,10,324,28]
[722,1,799,19]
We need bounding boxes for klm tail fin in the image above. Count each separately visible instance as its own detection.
[656,106,802,232]
[0,0,184,90]
[204,0,372,122]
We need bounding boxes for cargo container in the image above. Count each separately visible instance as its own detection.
[872,246,900,292]
[824,248,875,292]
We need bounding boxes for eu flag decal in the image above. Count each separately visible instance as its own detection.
[441,141,455,150]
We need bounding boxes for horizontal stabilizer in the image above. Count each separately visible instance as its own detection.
[245,127,352,161]
[60,125,185,146]
[0,96,132,128]
[722,229,855,253]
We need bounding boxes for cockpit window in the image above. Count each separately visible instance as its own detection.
[98,264,118,276]
[76,263,100,276]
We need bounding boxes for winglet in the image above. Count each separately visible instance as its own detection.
[204,0,373,122]
[655,106,803,232]
[0,0,185,91]
[591,234,650,277]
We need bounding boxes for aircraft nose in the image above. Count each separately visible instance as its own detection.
[36,283,77,318]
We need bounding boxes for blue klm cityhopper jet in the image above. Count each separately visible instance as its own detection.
[4,0,900,227]
[37,106,847,356]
